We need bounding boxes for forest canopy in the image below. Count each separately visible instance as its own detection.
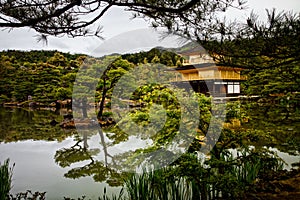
[0,48,181,103]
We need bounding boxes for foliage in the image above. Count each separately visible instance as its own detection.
[0,50,85,64]
[124,168,192,200]
[0,51,82,103]
[241,101,300,154]
[0,0,245,39]
[169,148,284,199]
[8,190,46,200]
[102,111,113,118]
[97,57,134,118]
[0,159,14,200]
[202,10,300,103]
[122,48,181,67]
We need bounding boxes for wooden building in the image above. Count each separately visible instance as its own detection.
[169,47,246,97]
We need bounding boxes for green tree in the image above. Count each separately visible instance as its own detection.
[55,87,72,100]
[151,55,160,64]
[0,55,16,100]
[47,52,68,68]
[96,58,134,119]
[0,50,84,103]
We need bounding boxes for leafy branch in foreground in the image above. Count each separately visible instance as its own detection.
[0,0,245,39]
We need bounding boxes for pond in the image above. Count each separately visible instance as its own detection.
[0,106,299,199]
[0,107,122,199]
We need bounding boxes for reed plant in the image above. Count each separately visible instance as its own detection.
[124,167,197,200]
[0,159,14,200]
[228,148,284,186]
[98,187,125,200]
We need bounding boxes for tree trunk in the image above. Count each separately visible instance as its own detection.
[81,97,88,118]
[98,88,108,119]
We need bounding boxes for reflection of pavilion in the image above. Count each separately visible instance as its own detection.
[169,47,246,97]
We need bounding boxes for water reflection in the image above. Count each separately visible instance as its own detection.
[0,107,73,142]
[54,130,127,187]
[0,105,299,199]
[0,138,120,200]
[0,107,121,199]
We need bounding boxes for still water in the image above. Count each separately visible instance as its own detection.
[0,106,299,199]
[0,107,121,199]
[0,138,113,199]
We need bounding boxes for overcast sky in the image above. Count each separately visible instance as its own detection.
[0,0,299,56]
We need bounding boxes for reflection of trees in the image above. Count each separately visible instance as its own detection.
[64,160,124,186]
[54,138,99,168]
[0,107,72,142]
[54,131,127,186]
[99,129,116,167]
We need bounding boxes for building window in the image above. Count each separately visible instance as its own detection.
[214,81,240,94]
[228,84,234,93]
[234,83,240,93]
[228,82,240,94]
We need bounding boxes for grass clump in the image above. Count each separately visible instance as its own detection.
[0,159,14,200]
